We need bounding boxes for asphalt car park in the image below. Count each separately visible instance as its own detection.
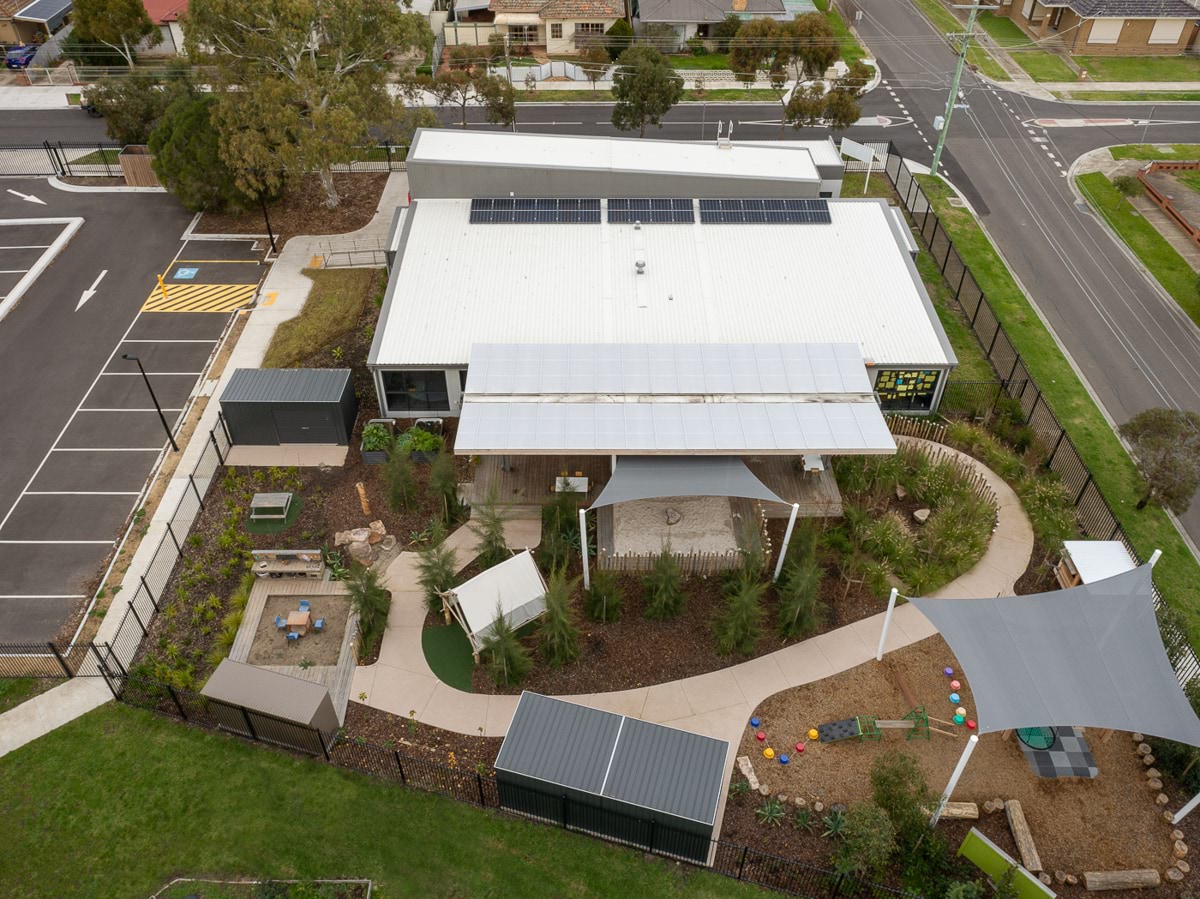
[0,179,264,642]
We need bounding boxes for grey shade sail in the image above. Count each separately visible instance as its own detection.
[590,456,787,509]
[909,564,1200,747]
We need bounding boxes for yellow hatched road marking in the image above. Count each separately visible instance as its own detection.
[142,283,258,313]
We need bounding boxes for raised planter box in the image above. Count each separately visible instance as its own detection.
[360,418,395,464]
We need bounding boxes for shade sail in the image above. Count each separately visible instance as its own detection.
[590,456,787,509]
[446,550,547,653]
[909,563,1200,747]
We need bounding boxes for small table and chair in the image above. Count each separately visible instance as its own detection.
[275,599,325,642]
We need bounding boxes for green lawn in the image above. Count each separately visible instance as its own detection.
[261,269,378,369]
[813,0,868,65]
[517,88,781,102]
[1060,90,1200,102]
[906,0,1011,81]
[1072,54,1200,82]
[1110,144,1200,161]
[976,7,1078,80]
[0,677,53,715]
[1075,171,1200,327]
[422,624,475,692]
[71,147,120,165]
[667,53,730,70]
[0,704,757,899]
[1175,170,1200,194]
[917,175,1200,640]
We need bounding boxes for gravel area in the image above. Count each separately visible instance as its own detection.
[246,594,350,666]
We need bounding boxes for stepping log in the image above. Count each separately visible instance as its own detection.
[1006,800,1042,873]
[1082,870,1161,891]
[1166,868,1185,883]
[922,802,979,820]
[1176,859,1191,874]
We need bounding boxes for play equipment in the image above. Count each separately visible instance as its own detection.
[750,717,760,728]
[779,753,790,765]
[763,747,775,759]
[949,692,961,704]
[944,667,954,677]
[956,707,966,717]
[954,714,966,725]
[807,728,818,741]
[817,707,959,743]
[967,719,977,730]
[1016,727,1056,751]
[795,742,806,753]
[950,679,961,690]
[756,731,766,742]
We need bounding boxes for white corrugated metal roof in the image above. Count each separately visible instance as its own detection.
[455,400,895,454]
[465,343,873,397]
[1063,540,1137,585]
[410,129,821,184]
[372,199,952,369]
[741,138,842,169]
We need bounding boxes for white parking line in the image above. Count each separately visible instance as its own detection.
[0,269,28,274]
[122,339,216,344]
[0,218,84,323]
[24,490,142,496]
[99,371,205,377]
[80,407,184,413]
[0,594,86,598]
[0,540,114,544]
[0,244,51,249]
[50,447,166,452]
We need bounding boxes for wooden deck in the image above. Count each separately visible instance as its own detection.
[744,456,843,518]
[462,455,614,518]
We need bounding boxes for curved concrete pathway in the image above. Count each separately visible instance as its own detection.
[354,437,1034,751]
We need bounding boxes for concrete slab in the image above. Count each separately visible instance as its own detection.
[384,591,428,628]
[57,410,177,450]
[422,681,489,733]
[661,703,748,744]
[730,654,790,707]
[0,678,111,759]
[82,374,195,411]
[774,641,836,687]
[368,663,439,718]
[639,679,691,723]
[30,448,159,493]
[485,694,519,736]
[0,492,135,542]
[0,592,84,642]
[812,626,872,674]
[585,688,648,718]
[680,669,745,716]
[106,340,215,375]
[351,663,377,702]
[378,625,434,675]
[126,312,229,341]
[223,445,349,467]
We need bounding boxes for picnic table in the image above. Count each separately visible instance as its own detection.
[250,492,293,521]
[287,610,311,636]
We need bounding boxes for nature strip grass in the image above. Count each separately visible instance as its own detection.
[261,269,378,369]
[814,0,867,65]
[905,0,1011,81]
[1075,171,1200,328]
[975,12,1075,82]
[1109,144,1200,161]
[516,88,783,102]
[917,174,1200,639]
[1060,91,1200,103]
[1071,54,1200,82]
[0,704,757,899]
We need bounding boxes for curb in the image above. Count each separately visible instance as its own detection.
[46,175,165,194]
[0,216,83,323]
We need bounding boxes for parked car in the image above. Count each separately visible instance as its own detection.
[5,45,37,69]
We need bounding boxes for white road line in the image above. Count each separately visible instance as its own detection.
[49,447,165,452]
[78,407,184,413]
[1054,161,1063,167]
[99,371,204,377]
[0,594,86,599]
[121,339,216,343]
[24,490,142,496]
[0,540,113,544]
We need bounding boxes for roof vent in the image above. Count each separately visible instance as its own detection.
[634,222,646,275]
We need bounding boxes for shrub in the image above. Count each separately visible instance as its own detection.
[945,882,986,899]
[643,547,684,619]
[870,751,958,894]
[345,564,391,657]
[585,568,623,622]
[776,559,825,638]
[150,93,250,214]
[429,448,461,524]
[415,522,458,614]
[471,488,510,570]
[397,426,444,454]
[833,803,895,878]
[483,601,530,685]
[384,449,417,512]
[821,808,845,838]
[714,571,767,655]
[604,18,633,61]
[360,423,392,452]
[1015,475,1077,560]
[540,568,581,666]
[755,797,786,826]
[540,482,582,573]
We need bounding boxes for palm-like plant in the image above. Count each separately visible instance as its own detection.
[483,601,531,685]
[415,521,459,614]
[540,568,581,666]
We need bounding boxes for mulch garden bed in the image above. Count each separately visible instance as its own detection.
[339,700,503,774]
[194,173,388,249]
[721,637,1192,892]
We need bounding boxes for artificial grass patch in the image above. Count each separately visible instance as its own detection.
[244,496,303,535]
[422,623,476,692]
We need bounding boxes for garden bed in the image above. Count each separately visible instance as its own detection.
[721,637,1182,887]
[339,700,502,774]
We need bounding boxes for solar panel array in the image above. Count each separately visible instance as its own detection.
[698,198,832,225]
[607,198,694,224]
[469,197,601,224]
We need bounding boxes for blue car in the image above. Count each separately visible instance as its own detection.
[5,45,37,69]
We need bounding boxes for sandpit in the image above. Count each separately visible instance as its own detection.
[611,496,740,555]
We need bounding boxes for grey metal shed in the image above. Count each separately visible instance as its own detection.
[201,659,339,756]
[219,368,357,446]
[495,692,729,864]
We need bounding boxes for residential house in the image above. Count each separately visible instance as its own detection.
[5,0,71,43]
[140,0,186,55]
[0,0,31,44]
[488,0,624,54]
[634,0,783,42]
[996,0,1200,54]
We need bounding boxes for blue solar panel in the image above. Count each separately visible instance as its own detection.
[608,198,694,224]
[698,198,831,224]
[470,197,601,224]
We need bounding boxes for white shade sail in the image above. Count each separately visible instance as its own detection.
[445,550,548,653]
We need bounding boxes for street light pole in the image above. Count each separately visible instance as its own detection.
[929,2,997,178]
[122,354,179,452]
[259,190,278,256]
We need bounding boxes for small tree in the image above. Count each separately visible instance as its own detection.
[786,12,838,81]
[415,522,459,614]
[643,546,685,618]
[712,13,743,52]
[345,563,392,656]
[833,803,896,879]
[1112,173,1145,211]
[540,482,582,573]
[426,70,480,128]
[471,487,511,570]
[72,0,159,68]
[776,559,825,638]
[86,72,189,145]
[1119,407,1200,512]
[783,82,825,130]
[579,44,611,93]
[605,18,634,61]
[476,73,517,129]
[384,445,417,512]
[822,88,862,131]
[585,568,623,622]
[870,751,954,893]
[729,18,781,85]
[714,570,767,655]
[429,448,460,524]
[483,601,531,685]
[149,93,251,214]
[611,46,684,138]
[540,568,581,665]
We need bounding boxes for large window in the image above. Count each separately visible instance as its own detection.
[382,370,450,414]
[1150,18,1185,44]
[875,369,940,412]
[508,24,538,43]
[550,22,562,39]
[1087,18,1123,43]
[575,22,605,36]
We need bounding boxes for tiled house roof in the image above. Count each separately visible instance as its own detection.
[538,0,624,15]
[1069,0,1200,16]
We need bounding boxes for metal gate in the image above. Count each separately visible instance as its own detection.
[0,141,121,178]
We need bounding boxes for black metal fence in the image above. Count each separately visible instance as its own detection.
[0,415,231,679]
[110,672,914,899]
[0,141,123,178]
[881,144,1200,687]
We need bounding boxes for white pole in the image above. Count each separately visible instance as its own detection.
[579,508,590,590]
[863,152,873,195]
[1173,790,1200,824]
[772,503,800,582]
[1149,549,1162,567]
[930,734,978,826]
[876,587,899,661]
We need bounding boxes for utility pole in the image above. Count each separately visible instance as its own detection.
[929,2,997,177]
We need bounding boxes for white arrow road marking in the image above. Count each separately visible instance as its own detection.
[76,269,107,311]
[6,188,46,205]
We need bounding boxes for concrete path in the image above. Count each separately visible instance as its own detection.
[357,436,1034,753]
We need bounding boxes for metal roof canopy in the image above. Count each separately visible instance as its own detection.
[591,456,787,509]
[1062,540,1136,585]
[14,0,70,21]
[201,659,339,731]
[495,692,729,825]
[464,342,874,398]
[221,368,353,404]
[909,563,1200,747]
